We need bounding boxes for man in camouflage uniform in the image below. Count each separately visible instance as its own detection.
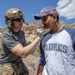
[0,8,44,75]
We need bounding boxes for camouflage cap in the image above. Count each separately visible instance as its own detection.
[5,8,23,20]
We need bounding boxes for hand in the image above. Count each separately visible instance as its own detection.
[36,27,44,39]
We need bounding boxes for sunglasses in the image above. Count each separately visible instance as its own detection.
[13,18,23,22]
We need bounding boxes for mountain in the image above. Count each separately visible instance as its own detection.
[0,22,75,43]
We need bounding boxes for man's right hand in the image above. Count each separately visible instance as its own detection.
[36,27,44,39]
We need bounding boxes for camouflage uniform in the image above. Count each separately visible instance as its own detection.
[0,61,29,75]
[0,8,29,75]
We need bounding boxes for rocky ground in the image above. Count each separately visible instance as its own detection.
[22,54,39,75]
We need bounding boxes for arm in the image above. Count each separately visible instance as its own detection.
[11,27,44,57]
[37,66,44,75]
[37,41,46,75]
[11,36,40,58]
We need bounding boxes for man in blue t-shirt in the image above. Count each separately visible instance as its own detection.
[34,7,75,75]
[0,8,44,75]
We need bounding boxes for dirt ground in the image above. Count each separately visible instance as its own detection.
[22,54,39,75]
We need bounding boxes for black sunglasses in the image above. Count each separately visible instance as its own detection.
[13,18,23,22]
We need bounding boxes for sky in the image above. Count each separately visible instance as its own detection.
[0,0,75,28]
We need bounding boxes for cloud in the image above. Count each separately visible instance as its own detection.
[56,0,75,20]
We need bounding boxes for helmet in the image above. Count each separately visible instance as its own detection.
[5,8,24,28]
[5,8,23,20]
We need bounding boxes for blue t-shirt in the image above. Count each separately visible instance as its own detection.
[39,26,75,75]
[0,28,27,63]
